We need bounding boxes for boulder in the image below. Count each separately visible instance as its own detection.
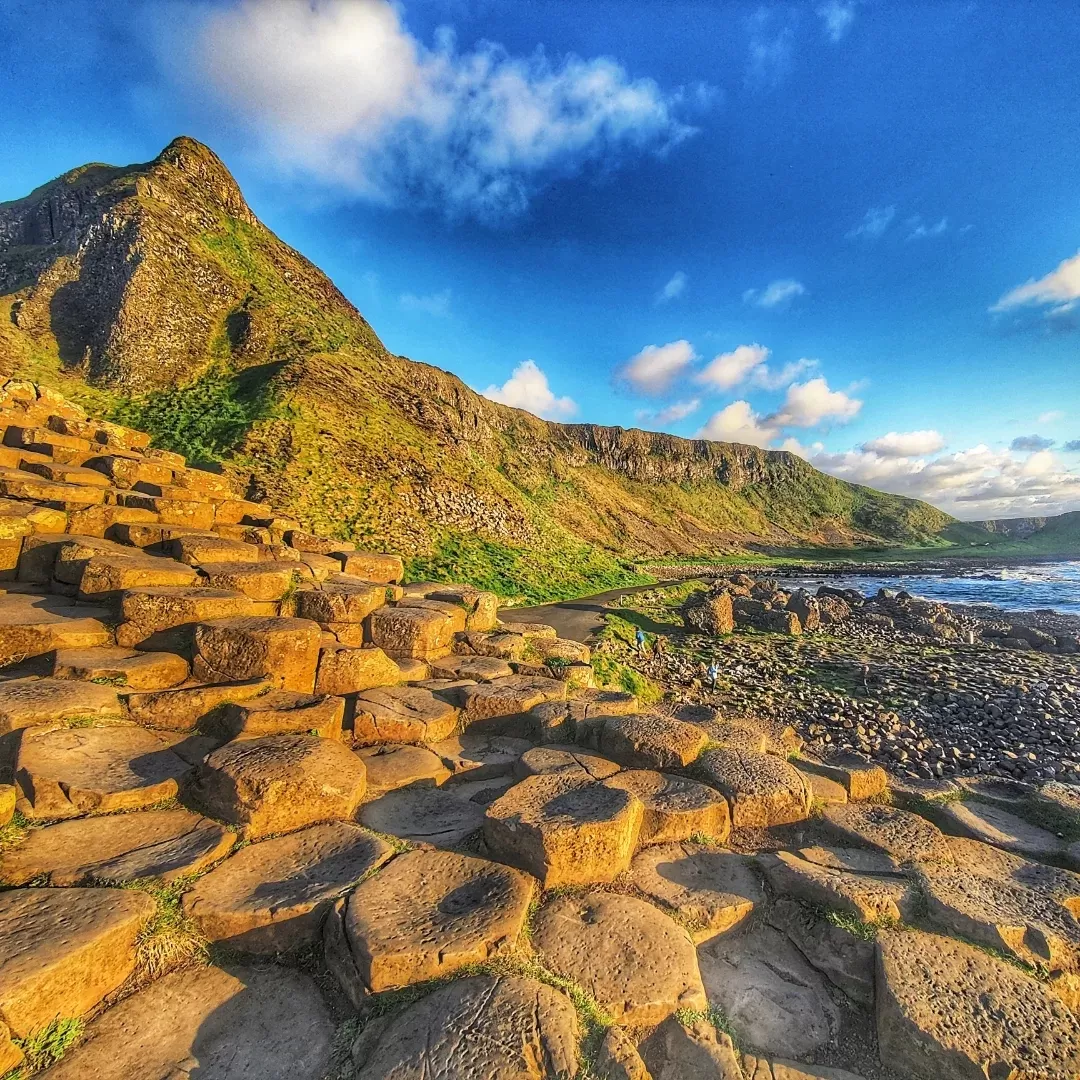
[366,604,457,659]
[484,773,643,887]
[631,842,762,942]
[0,887,154,1037]
[193,616,322,693]
[216,690,345,741]
[697,748,811,827]
[605,770,730,845]
[53,646,190,690]
[352,685,459,745]
[360,786,487,847]
[314,643,400,695]
[40,963,334,1080]
[786,591,821,632]
[349,975,578,1080]
[335,551,403,583]
[0,593,111,664]
[699,924,840,1060]
[875,928,1080,1080]
[191,734,367,839]
[15,722,191,820]
[459,675,567,728]
[182,821,393,954]
[78,553,199,598]
[357,744,451,793]
[335,849,532,993]
[600,714,708,770]
[0,808,234,886]
[0,676,121,735]
[683,589,735,635]
[533,891,708,1026]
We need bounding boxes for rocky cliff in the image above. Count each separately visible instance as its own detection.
[0,137,954,599]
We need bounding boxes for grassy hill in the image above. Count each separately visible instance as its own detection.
[0,137,964,601]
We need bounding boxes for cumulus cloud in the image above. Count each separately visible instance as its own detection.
[846,205,896,240]
[817,1,856,42]
[861,430,946,457]
[771,377,862,427]
[991,251,1080,316]
[620,340,697,395]
[481,359,577,419]
[695,344,770,391]
[906,216,948,241]
[399,288,451,316]
[655,271,687,304]
[179,0,706,222]
[636,399,701,427]
[742,278,806,309]
[805,442,1080,519]
[1038,410,1065,424]
[1010,434,1055,452]
[697,401,777,447]
[1066,440,1080,452]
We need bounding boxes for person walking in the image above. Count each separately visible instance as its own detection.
[635,627,646,656]
[707,661,720,691]
[652,635,666,658]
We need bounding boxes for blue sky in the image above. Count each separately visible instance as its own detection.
[2,0,1079,519]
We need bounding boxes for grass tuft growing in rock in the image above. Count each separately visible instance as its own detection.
[10,1017,85,1076]
[116,875,208,982]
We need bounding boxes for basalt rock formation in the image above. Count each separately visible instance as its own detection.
[0,137,953,600]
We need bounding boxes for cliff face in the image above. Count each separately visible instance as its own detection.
[0,137,954,599]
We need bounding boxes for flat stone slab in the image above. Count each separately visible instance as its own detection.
[357,744,451,794]
[0,593,111,666]
[699,923,840,1060]
[352,685,459,745]
[459,675,567,725]
[769,896,875,1007]
[742,1057,869,1080]
[938,797,1066,859]
[191,733,367,839]
[515,744,622,781]
[639,1015,743,1080]
[606,770,730,845]
[0,676,121,735]
[428,654,514,681]
[433,731,532,781]
[182,821,393,954]
[361,786,486,847]
[796,845,904,876]
[944,834,1080,911]
[802,752,887,800]
[366,604,458,659]
[338,849,532,993]
[822,803,954,864]
[918,857,1080,971]
[314,643,401,696]
[16,722,192,820]
[193,616,322,693]
[351,975,578,1080]
[217,690,345,741]
[798,768,848,805]
[876,928,1080,1080]
[631,842,762,942]
[533,891,707,1026]
[484,773,643,887]
[759,850,918,923]
[697,748,811,827]
[0,887,155,1037]
[599,714,708,770]
[0,807,234,886]
[53,646,190,690]
[40,963,334,1080]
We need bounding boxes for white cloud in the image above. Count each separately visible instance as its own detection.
[846,205,896,240]
[180,0,706,223]
[481,359,577,419]
[1038,410,1065,425]
[805,441,1080,519]
[697,401,778,447]
[399,288,451,316]
[1010,434,1055,452]
[906,216,949,241]
[742,278,806,309]
[620,340,697,395]
[817,2,856,42]
[655,271,687,304]
[636,399,701,427]
[695,343,770,391]
[772,377,862,427]
[991,251,1080,315]
[861,430,946,457]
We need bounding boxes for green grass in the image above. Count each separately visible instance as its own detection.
[0,810,30,853]
[674,1005,742,1050]
[6,1018,85,1077]
[115,875,207,981]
